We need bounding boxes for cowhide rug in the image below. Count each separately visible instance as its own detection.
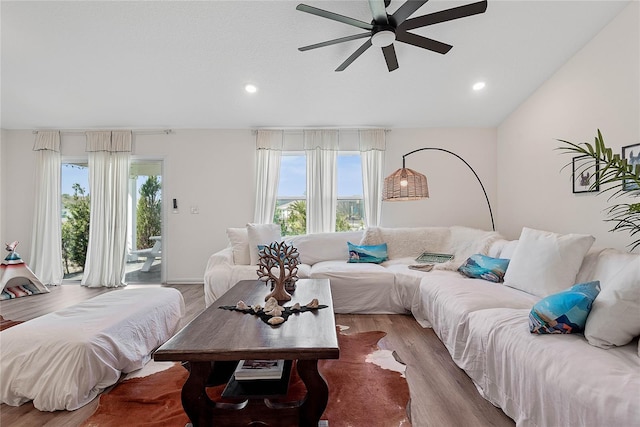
[83,328,411,426]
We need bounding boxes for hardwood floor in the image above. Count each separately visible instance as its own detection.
[0,284,514,427]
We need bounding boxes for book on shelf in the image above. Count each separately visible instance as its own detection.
[234,359,285,381]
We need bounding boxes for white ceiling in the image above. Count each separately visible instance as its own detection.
[0,0,630,130]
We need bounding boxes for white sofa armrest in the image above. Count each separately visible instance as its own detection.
[207,245,235,268]
[204,247,235,306]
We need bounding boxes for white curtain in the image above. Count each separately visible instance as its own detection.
[359,129,386,227]
[305,130,338,234]
[253,130,283,224]
[82,131,132,288]
[30,131,64,286]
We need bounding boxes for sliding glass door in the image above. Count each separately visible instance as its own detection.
[61,159,163,284]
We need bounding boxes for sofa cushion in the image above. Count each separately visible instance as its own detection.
[226,227,250,265]
[285,231,363,265]
[418,272,540,363]
[458,254,510,283]
[529,281,600,334]
[584,249,640,348]
[246,223,282,265]
[309,260,400,314]
[347,242,388,263]
[503,227,595,298]
[467,307,640,427]
[360,226,450,260]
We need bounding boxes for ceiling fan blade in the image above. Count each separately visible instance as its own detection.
[368,0,389,24]
[299,33,371,51]
[297,4,374,31]
[391,0,429,25]
[336,39,373,72]
[399,0,487,31]
[382,44,399,71]
[396,31,452,54]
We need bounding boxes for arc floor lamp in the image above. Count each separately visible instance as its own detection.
[382,147,495,231]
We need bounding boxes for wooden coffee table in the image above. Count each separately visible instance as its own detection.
[154,278,339,427]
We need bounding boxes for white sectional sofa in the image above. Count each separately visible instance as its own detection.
[204,225,640,427]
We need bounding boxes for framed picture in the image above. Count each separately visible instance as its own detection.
[622,143,640,191]
[572,155,599,193]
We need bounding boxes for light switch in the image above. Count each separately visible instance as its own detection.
[190,206,199,214]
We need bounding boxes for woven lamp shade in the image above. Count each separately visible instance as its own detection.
[383,167,429,201]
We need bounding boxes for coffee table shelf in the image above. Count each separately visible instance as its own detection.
[221,360,293,398]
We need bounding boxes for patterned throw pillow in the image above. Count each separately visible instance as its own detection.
[347,242,388,264]
[457,254,510,282]
[529,281,601,334]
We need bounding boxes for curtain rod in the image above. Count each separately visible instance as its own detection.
[251,128,391,135]
[32,129,173,135]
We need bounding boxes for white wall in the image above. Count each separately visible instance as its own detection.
[0,128,498,282]
[0,129,256,283]
[497,1,639,251]
[381,128,497,231]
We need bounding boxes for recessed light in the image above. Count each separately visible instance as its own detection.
[472,81,486,91]
[245,84,258,94]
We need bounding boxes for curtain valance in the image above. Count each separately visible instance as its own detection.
[303,130,339,151]
[86,131,132,152]
[359,129,386,151]
[33,131,60,152]
[256,130,284,150]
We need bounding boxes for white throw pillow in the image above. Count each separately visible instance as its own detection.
[503,227,595,298]
[226,227,250,265]
[246,223,282,265]
[584,249,640,348]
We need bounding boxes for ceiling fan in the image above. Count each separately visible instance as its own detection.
[296,0,488,72]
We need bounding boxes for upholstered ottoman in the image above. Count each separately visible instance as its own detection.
[0,287,184,411]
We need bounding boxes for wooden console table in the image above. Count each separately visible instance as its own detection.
[154,278,339,427]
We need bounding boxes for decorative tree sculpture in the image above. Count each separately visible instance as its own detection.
[256,241,300,302]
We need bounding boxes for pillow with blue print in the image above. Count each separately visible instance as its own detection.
[457,254,510,283]
[347,242,388,264]
[529,281,601,335]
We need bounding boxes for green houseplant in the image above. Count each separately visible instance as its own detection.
[557,130,640,250]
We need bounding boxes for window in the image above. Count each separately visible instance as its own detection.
[273,152,364,235]
[336,153,364,231]
[61,161,90,281]
[60,160,163,283]
[274,153,306,236]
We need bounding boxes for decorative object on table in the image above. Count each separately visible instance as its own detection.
[557,130,640,250]
[220,297,328,326]
[572,155,600,193]
[383,147,495,231]
[0,241,49,300]
[295,0,487,72]
[256,241,300,302]
[622,143,640,191]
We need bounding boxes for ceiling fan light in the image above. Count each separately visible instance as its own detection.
[371,30,395,47]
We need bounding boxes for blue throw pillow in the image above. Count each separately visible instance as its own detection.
[347,242,388,264]
[529,281,601,334]
[457,254,510,283]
